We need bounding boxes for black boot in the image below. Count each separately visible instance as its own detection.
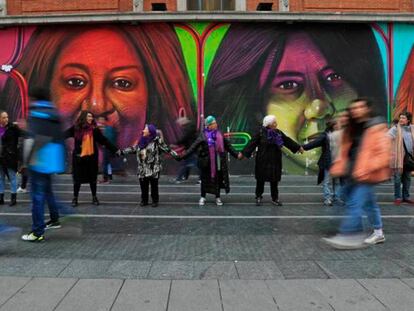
[0,193,4,205]
[9,193,17,206]
[71,197,78,207]
[92,196,100,206]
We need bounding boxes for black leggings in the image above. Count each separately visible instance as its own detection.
[74,182,97,197]
[256,180,278,201]
[139,177,159,203]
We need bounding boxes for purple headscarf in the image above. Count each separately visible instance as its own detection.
[266,128,284,147]
[204,128,225,178]
[138,124,157,149]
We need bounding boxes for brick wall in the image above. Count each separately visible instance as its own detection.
[246,0,279,11]
[143,0,177,11]
[6,0,133,15]
[289,0,413,12]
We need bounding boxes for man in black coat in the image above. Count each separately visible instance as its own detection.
[0,111,22,206]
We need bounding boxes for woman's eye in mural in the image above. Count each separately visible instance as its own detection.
[278,81,299,90]
[65,77,87,89]
[112,78,134,90]
[321,68,343,87]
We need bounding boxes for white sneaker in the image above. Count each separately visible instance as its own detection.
[17,187,27,193]
[364,233,385,245]
[322,234,368,250]
[199,197,206,206]
[323,199,333,206]
[215,198,223,206]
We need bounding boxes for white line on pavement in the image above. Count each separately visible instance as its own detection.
[1,212,413,219]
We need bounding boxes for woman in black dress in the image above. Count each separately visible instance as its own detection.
[66,111,118,206]
[242,115,302,206]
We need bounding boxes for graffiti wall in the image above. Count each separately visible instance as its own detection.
[0,22,409,174]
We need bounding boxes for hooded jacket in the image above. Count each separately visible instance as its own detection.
[330,117,391,184]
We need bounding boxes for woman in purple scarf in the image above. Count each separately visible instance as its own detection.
[181,116,241,206]
[122,124,178,207]
[242,115,303,206]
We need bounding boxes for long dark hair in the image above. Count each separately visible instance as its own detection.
[205,23,387,133]
[75,110,96,130]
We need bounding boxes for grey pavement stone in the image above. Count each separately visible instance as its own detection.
[401,278,414,289]
[55,279,123,311]
[306,279,387,311]
[266,280,333,311]
[219,280,278,311]
[0,257,71,277]
[168,280,222,311]
[358,279,414,311]
[276,260,328,279]
[0,277,30,306]
[105,260,152,279]
[59,259,113,278]
[195,261,238,279]
[0,277,76,311]
[148,261,195,279]
[316,260,414,279]
[111,280,170,311]
[235,261,284,280]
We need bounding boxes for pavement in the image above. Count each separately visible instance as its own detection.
[0,174,414,310]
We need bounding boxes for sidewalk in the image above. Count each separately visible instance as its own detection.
[1,277,414,310]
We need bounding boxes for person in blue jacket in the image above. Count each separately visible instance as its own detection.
[21,86,69,242]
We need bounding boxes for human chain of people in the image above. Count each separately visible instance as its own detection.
[0,87,411,252]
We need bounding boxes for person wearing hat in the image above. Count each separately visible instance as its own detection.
[181,116,241,206]
[242,115,303,206]
[122,124,179,207]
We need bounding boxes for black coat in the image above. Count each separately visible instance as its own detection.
[175,122,198,149]
[184,133,238,195]
[65,126,117,183]
[0,123,21,171]
[242,127,300,182]
[302,131,332,184]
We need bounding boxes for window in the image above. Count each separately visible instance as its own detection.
[187,0,235,11]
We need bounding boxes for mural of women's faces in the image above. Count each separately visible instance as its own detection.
[205,23,387,172]
[265,32,357,168]
[50,28,148,147]
[1,24,194,148]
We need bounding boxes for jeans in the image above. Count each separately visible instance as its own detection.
[176,154,198,181]
[332,178,344,202]
[102,150,113,177]
[30,170,72,236]
[340,182,383,234]
[394,170,411,200]
[323,169,333,201]
[0,167,17,194]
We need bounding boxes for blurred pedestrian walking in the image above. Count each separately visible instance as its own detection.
[65,111,118,207]
[242,115,302,206]
[122,124,178,207]
[181,116,241,206]
[388,111,414,205]
[324,98,391,249]
[21,87,69,242]
[172,117,199,183]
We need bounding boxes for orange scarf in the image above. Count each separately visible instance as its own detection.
[80,132,94,157]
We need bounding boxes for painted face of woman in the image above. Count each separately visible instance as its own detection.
[50,27,148,147]
[266,32,357,169]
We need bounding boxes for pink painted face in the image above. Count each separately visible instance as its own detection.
[266,32,357,169]
[51,27,148,147]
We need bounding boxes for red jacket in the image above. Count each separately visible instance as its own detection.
[330,119,391,184]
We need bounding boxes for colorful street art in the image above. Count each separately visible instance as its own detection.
[0,22,410,174]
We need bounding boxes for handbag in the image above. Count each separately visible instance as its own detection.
[403,143,414,171]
